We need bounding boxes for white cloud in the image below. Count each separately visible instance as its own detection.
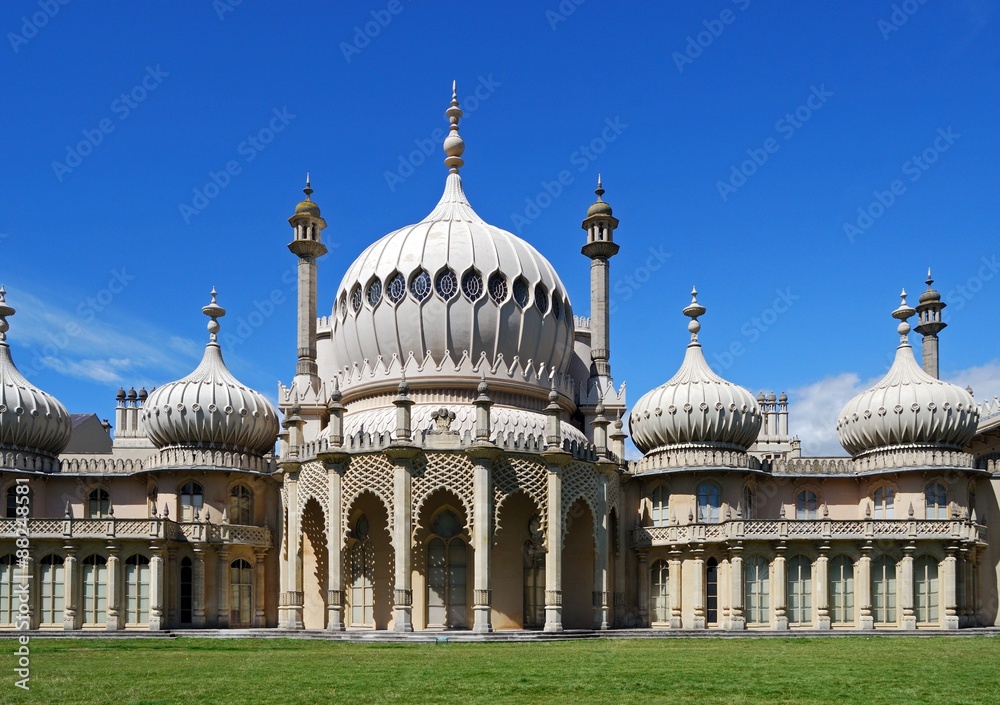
[788,358,1000,457]
[40,357,134,384]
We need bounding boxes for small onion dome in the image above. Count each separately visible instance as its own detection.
[918,269,941,304]
[143,289,279,456]
[116,387,127,402]
[586,175,613,217]
[837,290,978,458]
[294,174,320,217]
[629,289,761,455]
[0,287,71,459]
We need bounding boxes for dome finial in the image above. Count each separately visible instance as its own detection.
[892,288,916,344]
[926,267,933,287]
[202,287,226,344]
[443,81,465,173]
[595,174,604,201]
[303,173,313,201]
[0,285,14,345]
[683,287,706,344]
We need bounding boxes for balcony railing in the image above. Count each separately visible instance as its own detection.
[632,517,986,548]
[0,518,272,547]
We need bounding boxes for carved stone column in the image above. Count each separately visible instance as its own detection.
[318,450,348,631]
[942,549,959,629]
[857,548,873,630]
[63,543,78,631]
[542,448,571,632]
[668,551,682,629]
[165,547,177,627]
[192,544,207,628]
[772,546,788,630]
[282,470,304,629]
[106,543,121,631]
[385,444,420,632]
[728,546,745,631]
[815,548,830,630]
[149,543,166,630]
[468,444,500,634]
[593,471,610,630]
[900,547,916,630]
[216,548,231,628]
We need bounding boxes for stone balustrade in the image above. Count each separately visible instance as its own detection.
[0,517,272,547]
[631,517,986,548]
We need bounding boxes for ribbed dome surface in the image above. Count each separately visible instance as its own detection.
[331,172,575,379]
[629,292,761,455]
[143,341,279,456]
[0,345,71,458]
[837,336,978,458]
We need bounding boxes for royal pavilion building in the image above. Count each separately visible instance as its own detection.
[0,87,997,634]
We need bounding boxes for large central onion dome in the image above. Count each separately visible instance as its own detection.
[330,86,575,390]
[0,287,71,465]
[837,291,978,458]
[143,290,279,457]
[629,290,761,456]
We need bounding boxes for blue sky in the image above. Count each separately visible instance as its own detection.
[2,0,998,455]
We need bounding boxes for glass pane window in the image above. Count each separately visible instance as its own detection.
[229,558,253,627]
[81,554,107,626]
[386,273,406,304]
[461,270,483,301]
[366,278,382,307]
[914,556,939,624]
[551,294,561,319]
[696,482,721,524]
[488,272,508,304]
[125,555,150,625]
[0,555,16,626]
[180,482,204,522]
[872,556,897,624]
[427,511,468,628]
[795,490,818,520]
[925,483,948,520]
[829,556,855,625]
[39,555,65,625]
[873,486,895,519]
[435,269,458,300]
[786,556,812,625]
[650,560,670,623]
[512,278,530,308]
[651,486,669,528]
[88,489,110,519]
[229,485,253,525]
[706,558,719,624]
[410,270,432,301]
[744,556,770,625]
[533,283,549,314]
[350,285,362,312]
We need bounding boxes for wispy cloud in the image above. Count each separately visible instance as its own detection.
[788,359,1000,457]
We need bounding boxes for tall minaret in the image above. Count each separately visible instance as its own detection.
[914,268,946,378]
[288,175,328,384]
[580,175,620,381]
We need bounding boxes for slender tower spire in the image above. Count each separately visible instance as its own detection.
[914,268,946,378]
[288,174,328,383]
[581,175,620,380]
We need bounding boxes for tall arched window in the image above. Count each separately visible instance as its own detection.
[348,516,374,628]
[872,555,897,624]
[0,555,16,626]
[39,554,65,626]
[88,489,110,519]
[81,554,107,626]
[829,555,855,625]
[914,555,939,625]
[180,557,193,625]
[786,556,812,625]
[744,556,770,626]
[5,487,16,518]
[925,483,948,520]
[742,485,755,520]
[873,486,895,519]
[795,490,818,520]
[650,560,670,624]
[706,557,719,624]
[427,509,467,628]
[696,482,721,524]
[229,485,253,525]
[230,558,253,627]
[651,486,669,528]
[522,515,545,629]
[124,554,150,625]
[180,482,204,522]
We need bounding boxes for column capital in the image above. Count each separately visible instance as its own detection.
[384,445,422,463]
[466,444,503,463]
[317,450,350,469]
[541,448,573,469]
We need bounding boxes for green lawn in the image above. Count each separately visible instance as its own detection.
[1,636,998,705]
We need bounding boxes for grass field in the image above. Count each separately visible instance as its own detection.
[1,636,999,704]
